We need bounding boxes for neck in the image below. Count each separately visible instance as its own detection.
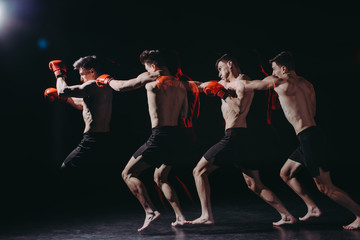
[159,67,172,77]
[229,68,241,81]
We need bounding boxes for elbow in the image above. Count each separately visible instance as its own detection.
[109,82,124,92]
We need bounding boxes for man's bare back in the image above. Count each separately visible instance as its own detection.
[145,76,188,128]
[273,73,316,134]
[58,79,113,133]
[81,81,113,133]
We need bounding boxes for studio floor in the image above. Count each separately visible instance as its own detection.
[1,194,359,240]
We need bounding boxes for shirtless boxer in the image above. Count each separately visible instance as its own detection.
[188,54,296,226]
[247,51,360,230]
[118,50,189,232]
[47,55,159,169]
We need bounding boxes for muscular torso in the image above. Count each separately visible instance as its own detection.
[81,82,113,133]
[220,74,254,130]
[274,74,316,134]
[145,77,188,128]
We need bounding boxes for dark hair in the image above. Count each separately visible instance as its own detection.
[73,55,103,74]
[269,51,295,71]
[139,49,180,76]
[215,54,240,71]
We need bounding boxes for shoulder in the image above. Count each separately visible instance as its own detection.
[145,81,158,90]
[299,76,313,87]
[238,74,251,80]
[218,80,226,86]
[264,75,287,88]
[81,80,97,88]
[84,80,112,95]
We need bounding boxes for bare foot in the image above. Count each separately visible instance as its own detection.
[138,211,161,232]
[299,207,322,221]
[343,217,360,230]
[185,217,214,225]
[273,215,297,226]
[171,216,186,227]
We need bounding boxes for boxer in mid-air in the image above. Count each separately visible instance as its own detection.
[109,50,189,232]
[247,51,360,230]
[46,55,159,169]
[187,54,296,227]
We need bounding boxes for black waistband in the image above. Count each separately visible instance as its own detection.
[225,127,248,135]
[83,131,110,137]
[152,126,179,132]
[297,126,318,136]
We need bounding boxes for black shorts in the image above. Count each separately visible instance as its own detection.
[132,126,182,167]
[289,126,329,177]
[63,132,110,168]
[203,128,258,170]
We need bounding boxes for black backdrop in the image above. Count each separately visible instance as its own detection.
[1,0,359,222]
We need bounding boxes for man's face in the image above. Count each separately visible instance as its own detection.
[217,61,231,81]
[271,62,286,78]
[79,67,96,83]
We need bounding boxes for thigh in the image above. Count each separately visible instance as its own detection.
[63,145,94,168]
[123,155,151,178]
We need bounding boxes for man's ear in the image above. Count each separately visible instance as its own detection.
[226,61,233,69]
[281,65,288,74]
[151,64,159,71]
[90,68,98,78]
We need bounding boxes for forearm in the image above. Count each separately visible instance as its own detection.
[197,81,212,93]
[109,71,160,92]
[248,79,271,90]
[56,77,69,97]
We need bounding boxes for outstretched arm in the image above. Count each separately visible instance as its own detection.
[246,75,282,90]
[57,77,97,98]
[193,81,214,93]
[104,71,160,92]
[44,87,83,110]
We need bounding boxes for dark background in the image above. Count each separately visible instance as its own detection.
[0,0,359,224]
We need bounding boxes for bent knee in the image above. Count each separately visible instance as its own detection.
[122,170,131,182]
[193,166,208,178]
[192,167,199,177]
[316,183,334,196]
[154,174,166,187]
[60,162,67,170]
[244,177,262,194]
[280,166,298,181]
[280,168,291,182]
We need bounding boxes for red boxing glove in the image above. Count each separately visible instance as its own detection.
[204,81,234,99]
[96,74,113,87]
[44,88,68,103]
[49,60,67,79]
